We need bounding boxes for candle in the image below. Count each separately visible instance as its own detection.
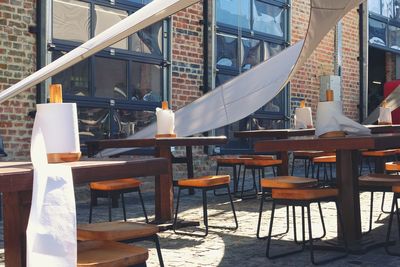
[49,84,63,103]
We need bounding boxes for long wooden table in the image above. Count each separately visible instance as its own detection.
[86,136,228,222]
[0,158,169,267]
[254,133,400,252]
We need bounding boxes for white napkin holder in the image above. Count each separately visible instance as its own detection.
[35,103,81,162]
[378,107,392,125]
[294,107,313,129]
[315,101,371,137]
[156,101,176,138]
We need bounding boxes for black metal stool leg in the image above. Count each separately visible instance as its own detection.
[317,202,326,239]
[226,185,238,230]
[121,193,127,222]
[256,190,265,239]
[108,192,112,222]
[202,189,209,237]
[138,188,149,223]
[266,201,276,258]
[153,235,165,267]
[173,188,182,233]
[291,156,296,176]
[89,190,94,223]
[381,192,392,214]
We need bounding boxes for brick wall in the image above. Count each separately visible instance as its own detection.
[171,3,204,111]
[290,0,360,121]
[0,0,36,160]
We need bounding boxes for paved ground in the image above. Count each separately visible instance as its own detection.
[2,166,400,266]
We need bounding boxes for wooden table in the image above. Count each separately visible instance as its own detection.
[234,125,400,176]
[254,133,400,252]
[86,136,228,222]
[0,158,168,267]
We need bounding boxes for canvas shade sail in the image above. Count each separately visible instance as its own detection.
[0,0,198,103]
[100,0,365,157]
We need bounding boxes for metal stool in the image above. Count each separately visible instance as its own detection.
[89,178,148,223]
[385,185,400,256]
[266,188,348,265]
[173,175,238,237]
[312,155,336,184]
[78,221,164,267]
[291,151,335,177]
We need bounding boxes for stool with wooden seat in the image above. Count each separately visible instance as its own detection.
[89,178,148,223]
[173,175,238,237]
[385,185,400,256]
[78,221,164,266]
[266,188,348,265]
[291,151,335,177]
[77,240,148,267]
[241,158,282,198]
[257,176,319,239]
[312,155,336,183]
[214,156,252,195]
[360,149,398,174]
[359,173,400,233]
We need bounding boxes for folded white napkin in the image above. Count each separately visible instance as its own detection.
[26,127,77,266]
[294,107,313,129]
[378,107,392,125]
[315,101,371,137]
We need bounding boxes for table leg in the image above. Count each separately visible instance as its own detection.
[336,150,362,249]
[277,151,289,176]
[155,146,173,222]
[185,146,195,195]
[3,191,32,267]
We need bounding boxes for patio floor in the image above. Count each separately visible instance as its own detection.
[1,167,400,266]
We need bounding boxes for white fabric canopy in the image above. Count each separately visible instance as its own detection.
[101,0,365,157]
[0,0,198,103]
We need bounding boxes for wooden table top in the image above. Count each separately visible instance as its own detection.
[234,124,400,139]
[254,133,400,152]
[86,136,227,155]
[0,158,168,193]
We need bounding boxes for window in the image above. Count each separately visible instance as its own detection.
[214,0,289,153]
[50,0,169,142]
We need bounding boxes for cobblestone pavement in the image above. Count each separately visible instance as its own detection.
[2,168,400,266]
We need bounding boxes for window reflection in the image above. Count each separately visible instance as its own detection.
[53,0,90,43]
[389,25,400,49]
[382,0,394,18]
[216,33,238,68]
[78,107,110,140]
[132,63,162,102]
[52,51,89,97]
[369,19,387,46]
[216,74,234,87]
[369,0,381,15]
[264,42,284,60]
[132,22,163,56]
[242,38,261,71]
[94,57,128,99]
[253,1,286,37]
[115,109,156,138]
[94,5,128,49]
[216,0,251,29]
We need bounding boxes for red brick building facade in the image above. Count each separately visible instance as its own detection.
[0,0,363,162]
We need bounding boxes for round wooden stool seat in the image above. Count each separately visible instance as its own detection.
[312,155,336,164]
[359,174,400,187]
[392,185,400,193]
[250,155,276,160]
[272,188,338,201]
[77,240,148,267]
[216,157,251,165]
[78,221,159,241]
[178,175,230,188]
[362,149,398,157]
[243,159,282,167]
[293,151,335,158]
[90,178,142,191]
[386,162,400,172]
[261,176,318,189]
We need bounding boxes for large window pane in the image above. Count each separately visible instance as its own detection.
[53,0,90,42]
[369,19,387,46]
[132,63,162,102]
[216,33,238,68]
[78,107,110,140]
[264,42,284,60]
[389,25,400,49]
[382,0,394,18]
[115,109,156,138]
[52,51,90,96]
[132,22,163,56]
[216,0,251,29]
[253,1,286,38]
[242,38,261,71]
[94,5,128,49]
[94,57,128,99]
